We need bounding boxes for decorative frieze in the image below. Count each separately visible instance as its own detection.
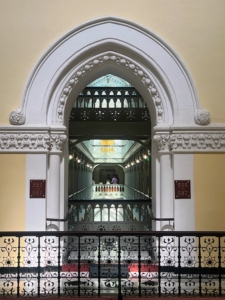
[0,133,67,152]
[154,133,225,152]
[57,52,164,124]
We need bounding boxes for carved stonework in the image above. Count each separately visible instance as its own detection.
[49,134,67,151]
[9,109,25,125]
[0,133,67,152]
[195,109,211,125]
[154,133,225,151]
[0,134,50,150]
[153,134,170,151]
[57,52,163,123]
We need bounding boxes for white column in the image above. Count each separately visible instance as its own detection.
[47,153,61,230]
[160,153,174,230]
[61,143,68,231]
[47,133,67,231]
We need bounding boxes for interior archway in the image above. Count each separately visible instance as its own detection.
[67,72,153,231]
[17,18,200,128]
[10,18,203,232]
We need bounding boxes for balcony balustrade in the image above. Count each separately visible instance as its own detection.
[69,184,151,201]
[70,87,150,123]
[68,199,152,231]
[0,231,225,298]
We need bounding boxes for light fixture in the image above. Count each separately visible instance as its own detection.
[143,150,148,159]
[69,154,74,160]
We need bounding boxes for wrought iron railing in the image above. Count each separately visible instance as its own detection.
[70,87,150,122]
[68,199,152,231]
[1,231,225,298]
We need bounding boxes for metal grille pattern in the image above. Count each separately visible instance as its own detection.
[1,232,225,297]
[68,200,152,232]
[70,87,150,122]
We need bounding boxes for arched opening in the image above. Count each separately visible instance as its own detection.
[10,18,202,232]
[68,74,152,231]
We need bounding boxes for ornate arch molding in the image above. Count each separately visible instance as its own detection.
[3,17,220,154]
[10,17,206,126]
[51,50,170,126]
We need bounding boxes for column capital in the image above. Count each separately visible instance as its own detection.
[49,133,67,153]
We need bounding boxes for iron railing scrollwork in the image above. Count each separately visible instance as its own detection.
[1,231,225,297]
[68,199,152,232]
[70,87,150,123]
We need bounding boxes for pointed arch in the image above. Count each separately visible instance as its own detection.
[14,17,201,128]
[7,17,208,232]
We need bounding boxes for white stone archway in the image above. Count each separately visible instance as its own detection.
[5,17,216,232]
[12,17,204,128]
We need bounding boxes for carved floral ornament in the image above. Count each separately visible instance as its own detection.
[9,109,25,125]
[195,109,211,125]
[57,53,164,123]
[1,131,224,153]
[0,133,67,152]
[153,133,225,151]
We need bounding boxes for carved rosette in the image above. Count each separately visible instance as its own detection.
[57,53,163,123]
[195,109,211,125]
[9,109,26,125]
[154,133,225,151]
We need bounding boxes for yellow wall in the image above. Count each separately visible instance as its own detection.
[0,1,225,232]
[194,154,225,231]
[0,0,225,123]
[0,154,26,231]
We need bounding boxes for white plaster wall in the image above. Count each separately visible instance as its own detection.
[26,154,47,231]
[173,154,195,231]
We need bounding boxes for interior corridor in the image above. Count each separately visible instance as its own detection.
[67,74,153,232]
